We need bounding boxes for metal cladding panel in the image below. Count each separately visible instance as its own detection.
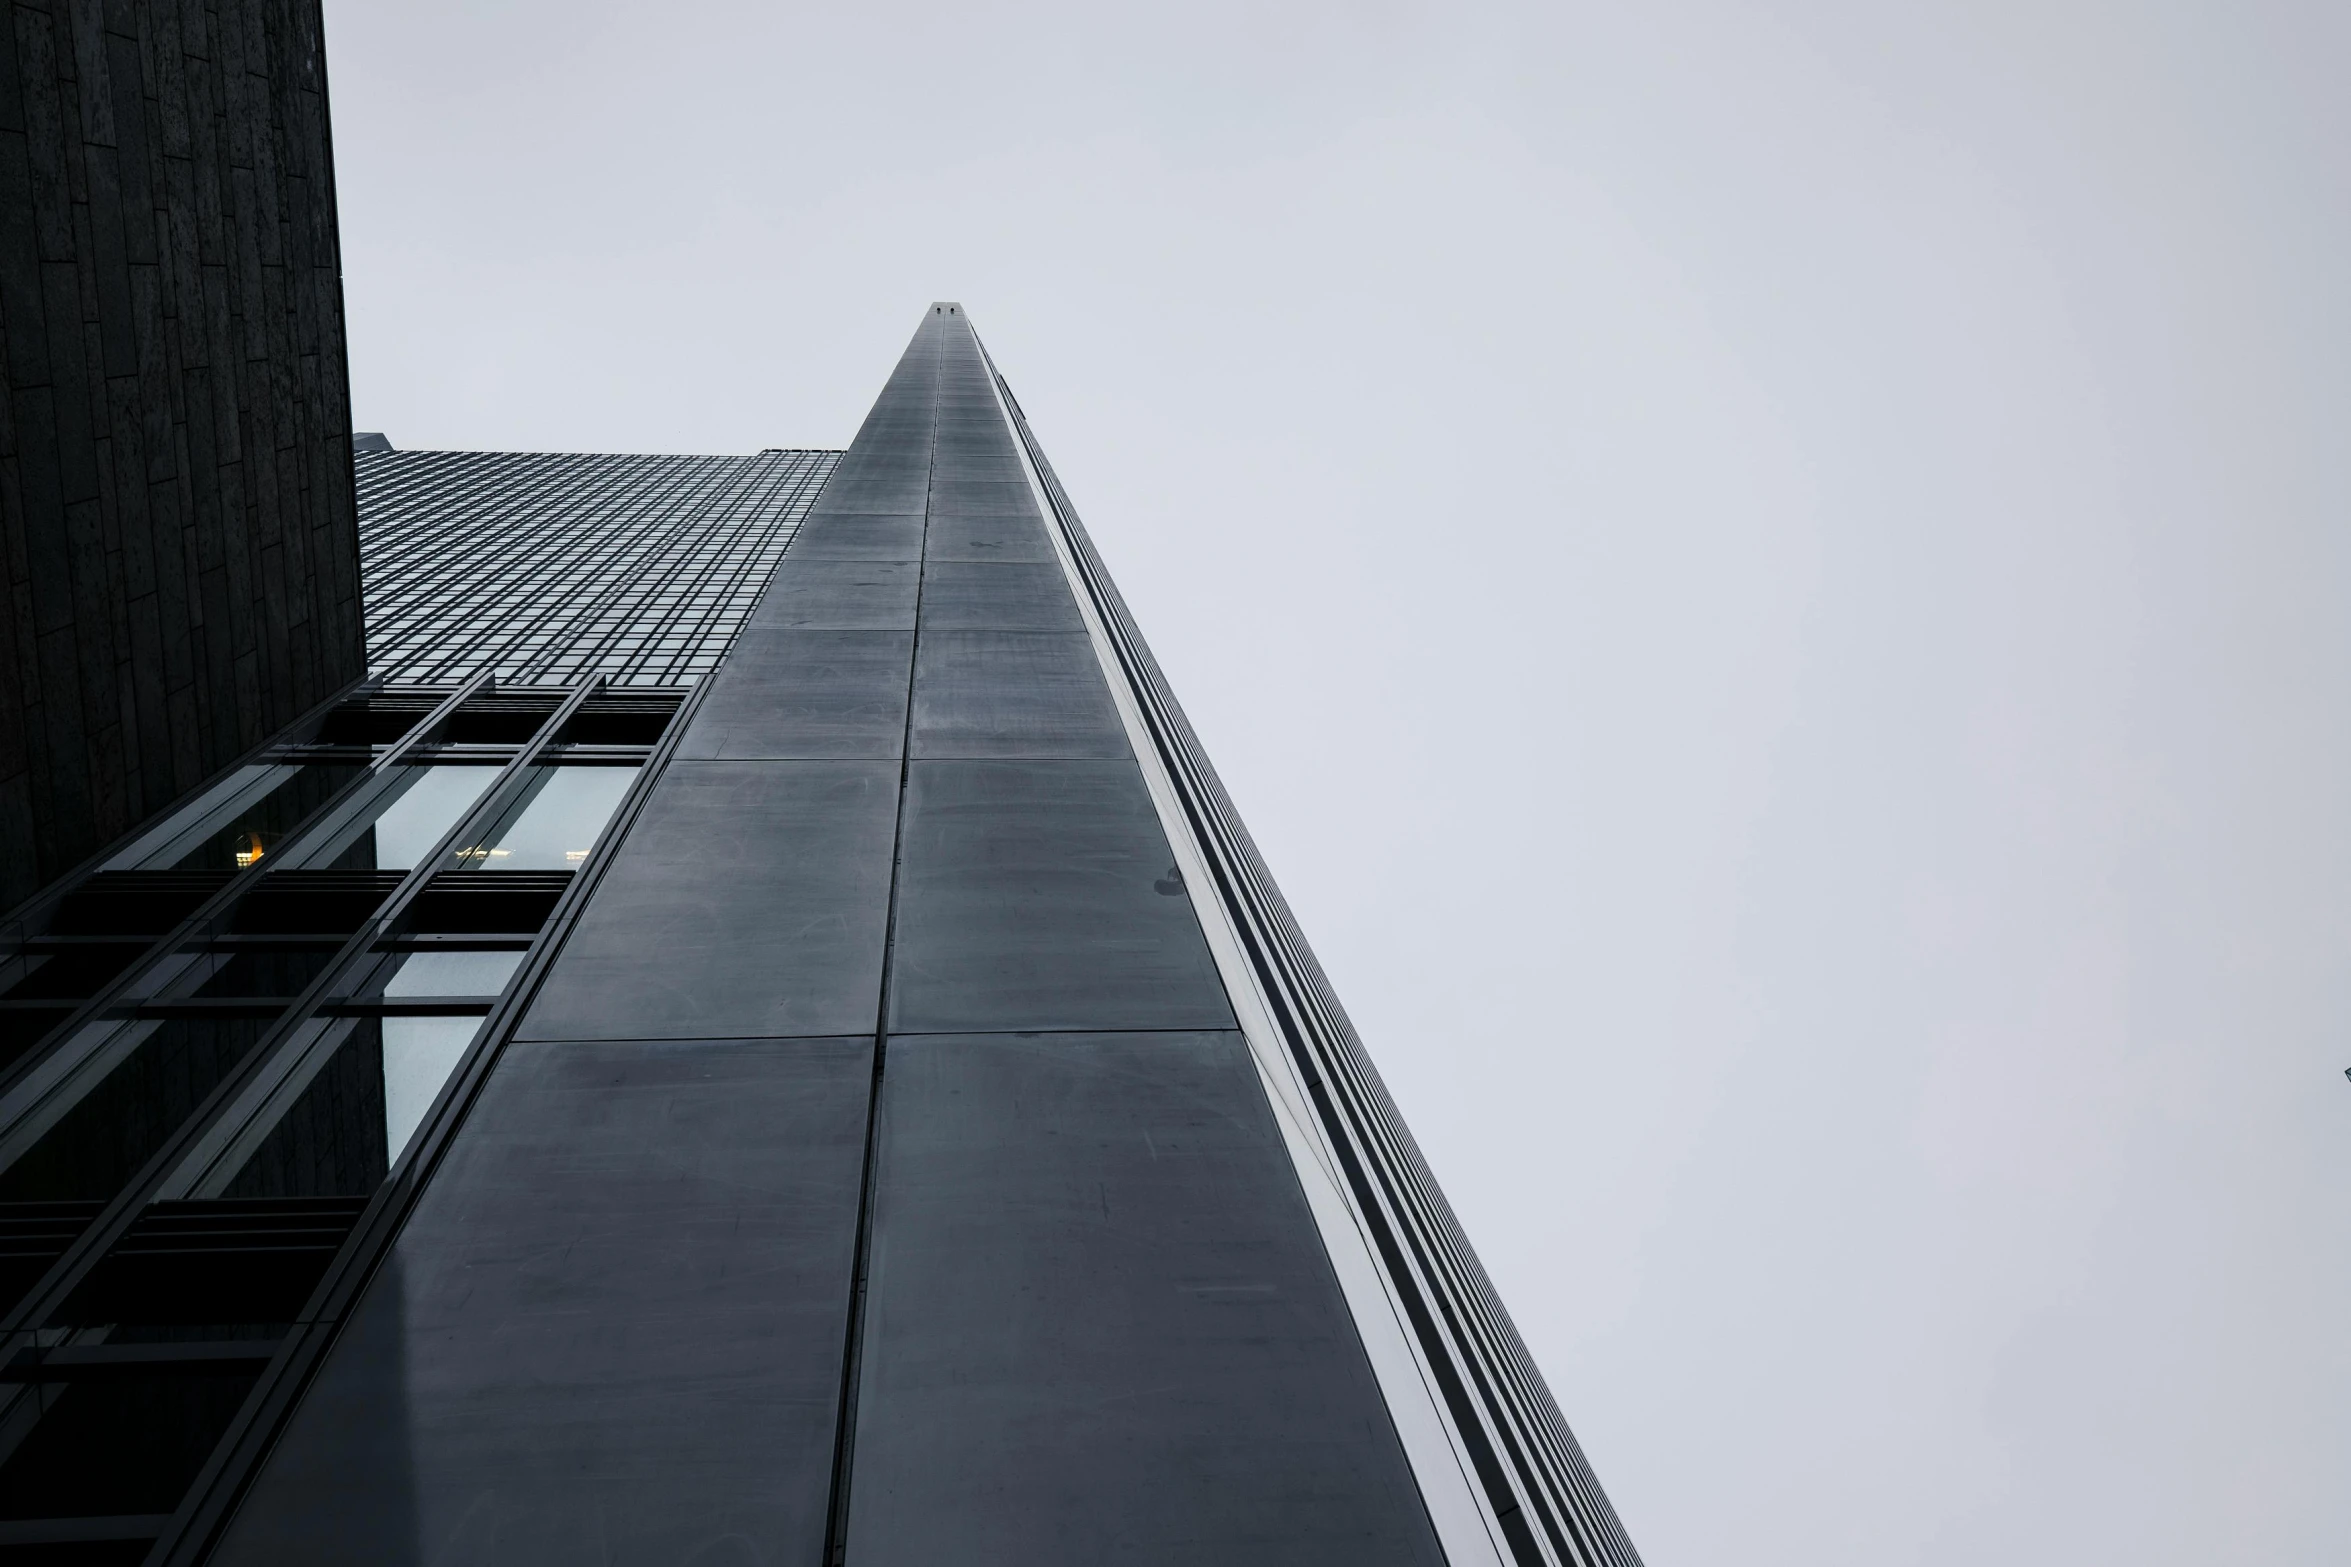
[921,508,1061,562]
[908,631,1134,758]
[916,560,1088,633]
[926,479,1041,515]
[888,759,1233,1035]
[679,627,914,760]
[845,1031,1446,1567]
[788,512,926,560]
[751,558,923,631]
[209,1038,873,1566]
[514,760,900,1041]
[817,477,930,513]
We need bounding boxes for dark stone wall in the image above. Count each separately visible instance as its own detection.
[0,0,362,913]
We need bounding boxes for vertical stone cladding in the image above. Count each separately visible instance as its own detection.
[0,0,362,911]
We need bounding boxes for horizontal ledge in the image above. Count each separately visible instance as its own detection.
[320,999,499,1016]
[2,1340,282,1382]
[0,1515,172,1545]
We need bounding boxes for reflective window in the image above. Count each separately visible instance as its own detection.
[0,1019,273,1203]
[214,1020,392,1199]
[455,767,635,870]
[381,1018,481,1159]
[382,949,524,997]
[0,946,140,1004]
[105,762,366,874]
[169,948,528,1204]
[303,766,500,871]
[188,948,342,1001]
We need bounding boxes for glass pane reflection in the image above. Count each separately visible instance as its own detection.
[150,952,530,1203]
[455,767,634,870]
[104,762,365,873]
[0,1020,272,1203]
[219,1021,387,1199]
[382,950,523,998]
[381,1018,479,1158]
[168,763,363,872]
[306,766,498,871]
[188,948,341,1001]
[217,1013,484,1199]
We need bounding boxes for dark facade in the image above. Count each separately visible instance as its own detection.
[0,0,363,912]
[0,308,1641,1567]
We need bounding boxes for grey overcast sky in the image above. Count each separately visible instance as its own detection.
[323,2,2349,1561]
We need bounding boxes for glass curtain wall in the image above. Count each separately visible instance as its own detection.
[356,450,838,689]
[0,684,678,1547]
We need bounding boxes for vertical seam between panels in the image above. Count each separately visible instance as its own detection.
[820,315,941,1567]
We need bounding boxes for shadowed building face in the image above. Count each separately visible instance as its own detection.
[0,0,366,913]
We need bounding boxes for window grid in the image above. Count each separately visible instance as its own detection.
[357,449,842,688]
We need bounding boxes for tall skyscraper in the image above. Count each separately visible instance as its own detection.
[0,305,1641,1567]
